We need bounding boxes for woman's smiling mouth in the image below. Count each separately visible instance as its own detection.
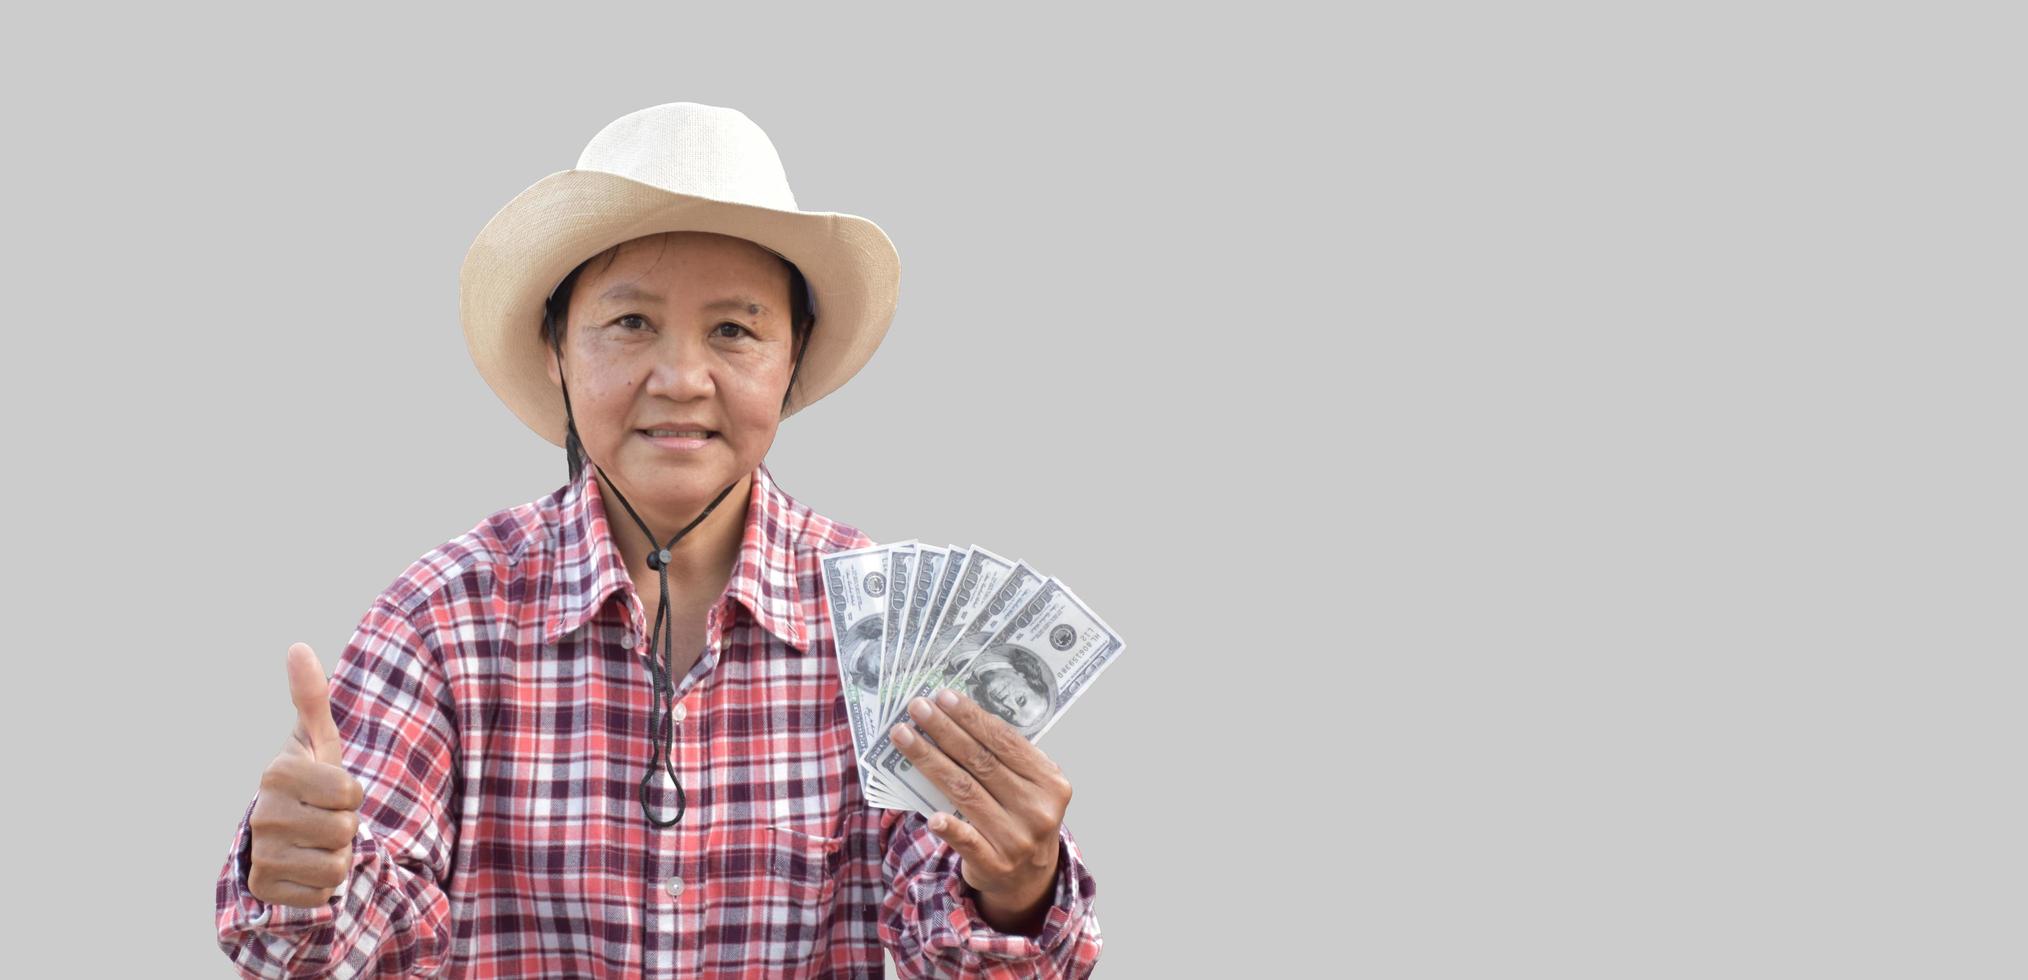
[639,428,717,450]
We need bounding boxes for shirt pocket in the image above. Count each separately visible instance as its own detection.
[765,823,846,906]
[762,823,847,972]
[703,820,848,972]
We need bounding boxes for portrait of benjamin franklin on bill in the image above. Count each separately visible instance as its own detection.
[842,615,884,695]
[960,644,1056,738]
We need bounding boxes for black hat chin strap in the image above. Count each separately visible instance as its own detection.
[554,350,739,830]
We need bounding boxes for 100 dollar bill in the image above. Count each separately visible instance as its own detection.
[868,577,1124,816]
[884,545,946,725]
[819,544,908,806]
[886,546,1018,731]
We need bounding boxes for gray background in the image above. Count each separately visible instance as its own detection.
[2,2,2018,977]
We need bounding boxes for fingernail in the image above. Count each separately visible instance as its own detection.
[929,813,947,831]
[936,689,960,708]
[890,724,915,747]
[908,698,933,721]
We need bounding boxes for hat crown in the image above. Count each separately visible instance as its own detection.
[575,102,799,211]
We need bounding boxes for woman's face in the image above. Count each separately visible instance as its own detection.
[545,231,797,529]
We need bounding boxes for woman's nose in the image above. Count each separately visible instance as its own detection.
[641,340,715,398]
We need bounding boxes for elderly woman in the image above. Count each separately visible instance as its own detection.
[213,102,1102,978]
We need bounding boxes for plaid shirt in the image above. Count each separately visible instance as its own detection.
[213,461,1102,978]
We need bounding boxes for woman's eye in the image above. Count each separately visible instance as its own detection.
[615,314,650,331]
[714,321,754,339]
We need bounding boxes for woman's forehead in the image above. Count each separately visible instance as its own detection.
[574,232,787,303]
[598,231,777,271]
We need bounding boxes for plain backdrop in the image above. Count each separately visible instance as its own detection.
[1,3,2019,977]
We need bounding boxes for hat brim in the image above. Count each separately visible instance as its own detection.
[460,169,900,448]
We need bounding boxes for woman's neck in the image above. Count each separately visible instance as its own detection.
[602,471,753,608]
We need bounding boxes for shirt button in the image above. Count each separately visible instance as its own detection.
[663,876,684,897]
[672,703,687,723]
[621,631,638,649]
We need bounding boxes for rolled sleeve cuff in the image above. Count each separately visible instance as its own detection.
[941,827,1097,965]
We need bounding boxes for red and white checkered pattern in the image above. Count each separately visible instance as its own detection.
[214,461,1101,978]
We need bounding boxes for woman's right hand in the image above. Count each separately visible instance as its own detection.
[246,643,365,909]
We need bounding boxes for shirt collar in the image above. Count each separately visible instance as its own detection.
[541,461,813,652]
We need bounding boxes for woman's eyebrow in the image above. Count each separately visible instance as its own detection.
[598,283,765,317]
[598,283,663,306]
[703,297,769,317]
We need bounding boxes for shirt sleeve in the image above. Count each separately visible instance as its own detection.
[877,808,1103,979]
[213,597,461,978]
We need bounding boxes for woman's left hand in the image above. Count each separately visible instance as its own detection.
[888,689,1072,932]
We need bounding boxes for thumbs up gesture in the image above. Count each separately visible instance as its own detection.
[247,643,366,909]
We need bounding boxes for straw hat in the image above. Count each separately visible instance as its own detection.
[460,102,901,447]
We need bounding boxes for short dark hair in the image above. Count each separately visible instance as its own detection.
[539,237,816,479]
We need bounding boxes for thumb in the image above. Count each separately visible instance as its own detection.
[286,642,345,766]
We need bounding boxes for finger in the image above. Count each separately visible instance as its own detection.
[887,724,1019,847]
[251,877,340,910]
[298,769,366,812]
[260,756,365,811]
[905,696,1029,805]
[250,836,354,890]
[285,846,352,890]
[922,810,1008,876]
[934,688,1059,784]
[288,802,361,849]
[286,643,344,766]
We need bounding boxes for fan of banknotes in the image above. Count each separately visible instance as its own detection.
[820,541,1126,816]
